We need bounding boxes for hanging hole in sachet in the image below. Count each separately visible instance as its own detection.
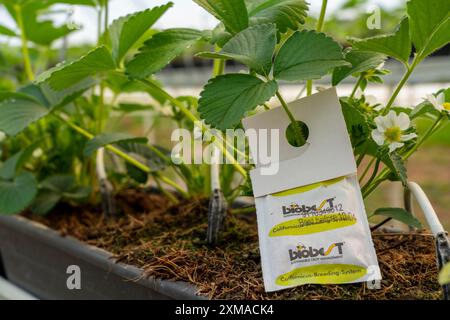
[285,121,309,148]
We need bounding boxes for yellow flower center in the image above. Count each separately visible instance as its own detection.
[384,126,402,143]
[443,102,450,111]
[365,70,375,78]
[359,102,372,113]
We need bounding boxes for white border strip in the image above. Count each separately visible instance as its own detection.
[0,277,37,300]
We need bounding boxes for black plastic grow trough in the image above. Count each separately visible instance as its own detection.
[0,215,205,300]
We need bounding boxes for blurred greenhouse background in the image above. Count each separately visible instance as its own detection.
[0,0,449,229]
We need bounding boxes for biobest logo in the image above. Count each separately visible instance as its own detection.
[289,242,344,262]
[282,197,339,216]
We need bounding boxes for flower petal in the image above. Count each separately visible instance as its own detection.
[389,142,404,152]
[401,133,417,141]
[376,62,385,70]
[387,111,398,128]
[437,92,446,105]
[397,112,411,130]
[371,129,385,146]
[366,95,378,106]
[374,115,388,132]
[426,94,441,110]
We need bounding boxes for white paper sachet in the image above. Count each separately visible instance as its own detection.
[255,175,381,292]
[242,88,381,292]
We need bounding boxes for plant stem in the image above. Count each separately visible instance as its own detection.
[138,79,248,178]
[383,56,419,115]
[306,81,313,96]
[97,84,105,133]
[356,153,365,167]
[306,0,328,96]
[97,5,103,46]
[155,177,179,204]
[350,74,364,99]
[15,5,52,151]
[209,52,225,195]
[53,113,188,198]
[276,91,303,146]
[213,54,225,76]
[230,206,256,215]
[103,0,109,44]
[370,218,392,232]
[316,0,329,32]
[362,56,424,198]
[361,158,381,193]
[15,5,34,81]
[96,1,109,134]
[359,157,375,183]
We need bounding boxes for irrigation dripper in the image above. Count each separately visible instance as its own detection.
[436,232,450,299]
[207,147,227,246]
[96,148,118,218]
[207,188,227,246]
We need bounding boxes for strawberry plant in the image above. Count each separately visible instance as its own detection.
[0,0,449,238]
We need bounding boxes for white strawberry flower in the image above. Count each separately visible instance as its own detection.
[0,131,5,143]
[193,125,203,140]
[426,92,450,113]
[354,90,383,111]
[376,62,385,70]
[33,148,43,159]
[371,111,417,152]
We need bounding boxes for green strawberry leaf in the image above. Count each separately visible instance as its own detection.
[274,30,349,81]
[126,28,204,79]
[109,3,172,64]
[198,74,278,130]
[197,23,276,75]
[113,103,154,113]
[349,18,411,66]
[40,175,90,199]
[0,79,94,137]
[84,133,148,157]
[4,1,75,46]
[39,79,97,108]
[31,190,61,216]
[48,1,97,6]
[407,0,450,60]
[0,91,38,103]
[120,143,171,173]
[246,0,309,33]
[0,143,39,180]
[369,207,422,229]
[0,172,38,215]
[332,49,386,86]
[46,46,115,91]
[32,174,91,215]
[340,99,370,147]
[410,101,439,119]
[389,152,408,186]
[0,24,17,37]
[193,0,249,34]
[0,97,49,136]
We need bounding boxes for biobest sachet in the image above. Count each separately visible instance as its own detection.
[243,88,381,292]
[255,175,380,291]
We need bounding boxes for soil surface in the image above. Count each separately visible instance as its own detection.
[28,190,442,300]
